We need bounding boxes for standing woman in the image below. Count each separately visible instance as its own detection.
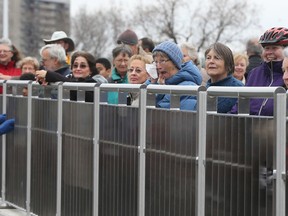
[107,44,132,104]
[205,42,243,113]
[233,53,248,85]
[0,38,22,80]
[127,54,152,106]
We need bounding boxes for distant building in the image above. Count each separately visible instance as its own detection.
[0,0,70,57]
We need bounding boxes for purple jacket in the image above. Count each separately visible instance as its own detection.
[231,61,284,116]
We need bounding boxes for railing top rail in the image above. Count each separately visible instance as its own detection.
[61,82,96,90]
[147,84,206,95]
[99,83,146,92]
[207,86,286,97]
[5,80,35,86]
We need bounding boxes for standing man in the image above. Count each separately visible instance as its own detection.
[245,37,263,77]
[43,31,75,65]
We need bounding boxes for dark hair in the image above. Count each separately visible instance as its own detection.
[71,51,98,76]
[139,37,155,53]
[20,72,36,81]
[112,44,132,59]
[205,42,234,74]
[95,58,111,69]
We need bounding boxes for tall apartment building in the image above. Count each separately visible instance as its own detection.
[0,0,70,57]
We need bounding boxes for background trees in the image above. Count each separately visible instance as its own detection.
[71,0,260,58]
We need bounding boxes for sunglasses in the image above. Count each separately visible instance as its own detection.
[72,64,88,69]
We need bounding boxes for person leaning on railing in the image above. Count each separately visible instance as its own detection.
[231,27,288,116]
[205,42,244,113]
[35,51,107,102]
[145,40,202,110]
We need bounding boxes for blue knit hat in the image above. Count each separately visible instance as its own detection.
[153,41,183,69]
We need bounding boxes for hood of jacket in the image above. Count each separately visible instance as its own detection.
[165,61,202,86]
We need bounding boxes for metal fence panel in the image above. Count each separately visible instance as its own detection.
[145,109,198,216]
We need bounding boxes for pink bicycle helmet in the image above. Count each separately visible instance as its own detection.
[259,27,288,47]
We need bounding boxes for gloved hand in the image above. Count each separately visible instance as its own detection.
[0,114,6,124]
[0,119,15,135]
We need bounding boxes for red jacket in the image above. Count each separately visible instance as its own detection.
[0,61,22,94]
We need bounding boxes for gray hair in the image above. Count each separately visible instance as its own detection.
[180,42,200,65]
[0,38,13,50]
[17,56,40,70]
[40,44,67,65]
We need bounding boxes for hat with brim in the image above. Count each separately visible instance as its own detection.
[43,31,75,52]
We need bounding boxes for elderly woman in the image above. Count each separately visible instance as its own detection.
[107,44,132,104]
[205,42,243,113]
[36,51,107,101]
[0,38,22,80]
[148,41,202,110]
[17,56,40,74]
[127,54,152,106]
[233,53,248,85]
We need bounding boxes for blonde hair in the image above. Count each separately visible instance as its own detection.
[233,53,248,67]
[128,54,152,66]
[17,56,40,70]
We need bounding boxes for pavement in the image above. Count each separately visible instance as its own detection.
[0,208,26,216]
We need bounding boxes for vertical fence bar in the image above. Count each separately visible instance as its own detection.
[275,93,286,216]
[26,82,33,215]
[138,85,147,216]
[56,83,63,216]
[1,82,7,204]
[93,84,100,216]
[197,90,207,216]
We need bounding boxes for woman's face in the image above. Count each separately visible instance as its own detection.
[262,45,284,62]
[72,56,91,79]
[233,57,247,81]
[128,59,149,84]
[0,44,13,65]
[154,54,177,80]
[113,53,130,77]
[22,63,36,74]
[282,57,288,88]
[205,49,227,83]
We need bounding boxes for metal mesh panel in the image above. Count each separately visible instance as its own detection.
[145,109,198,216]
[205,114,275,216]
[5,96,28,208]
[30,98,58,216]
[99,104,139,216]
[61,101,94,216]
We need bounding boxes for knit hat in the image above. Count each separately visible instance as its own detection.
[117,29,138,45]
[153,41,183,69]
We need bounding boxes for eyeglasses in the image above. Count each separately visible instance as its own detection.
[0,50,12,54]
[153,59,170,65]
[41,58,50,63]
[73,64,88,69]
[127,67,144,73]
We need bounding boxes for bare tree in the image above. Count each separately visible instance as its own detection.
[129,0,259,51]
[71,7,127,58]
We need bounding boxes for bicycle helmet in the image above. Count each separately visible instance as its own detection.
[259,27,288,47]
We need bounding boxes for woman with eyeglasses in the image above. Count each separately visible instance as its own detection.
[146,41,202,110]
[36,51,107,101]
[127,54,152,106]
[0,38,22,82]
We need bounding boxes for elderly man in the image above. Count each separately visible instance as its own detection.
[40,44,71,77]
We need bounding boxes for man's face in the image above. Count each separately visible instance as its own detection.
[41,49,57,71]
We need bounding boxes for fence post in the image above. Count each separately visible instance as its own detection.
[138,85,147,216]
[93,84,101,216]
[1,81,7,204]
[275,93,286,216]
[197,90,207,216]
[56,83,63,216]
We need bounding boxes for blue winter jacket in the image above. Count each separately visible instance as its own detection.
[148,61,202,111]
[230,61,284,116]
[206,75,244,113]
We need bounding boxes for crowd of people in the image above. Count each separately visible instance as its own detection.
[0,27,288,116]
